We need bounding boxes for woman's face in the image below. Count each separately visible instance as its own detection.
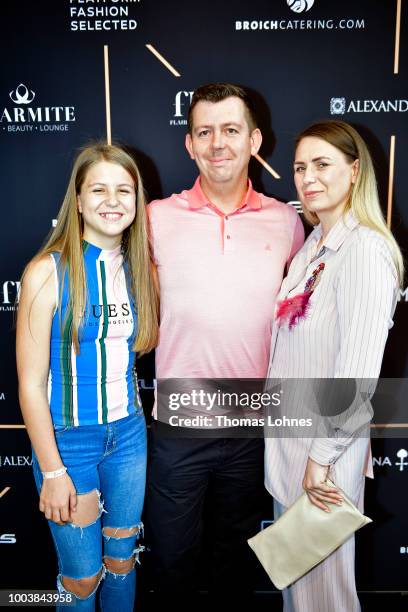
[293,136,358,220]
[77,160,136,248]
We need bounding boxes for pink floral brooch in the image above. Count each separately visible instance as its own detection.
[276,262,325,329]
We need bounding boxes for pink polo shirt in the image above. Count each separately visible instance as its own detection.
[149,178,304,379]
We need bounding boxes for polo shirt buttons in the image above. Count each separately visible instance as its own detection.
[223,216,233,251]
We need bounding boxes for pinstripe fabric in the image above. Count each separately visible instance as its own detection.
[265,212,398,612]
[274,495,362,612]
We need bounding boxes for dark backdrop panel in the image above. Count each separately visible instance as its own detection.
[1,0,407,594]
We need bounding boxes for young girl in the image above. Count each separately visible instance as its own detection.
[16,143,159,611]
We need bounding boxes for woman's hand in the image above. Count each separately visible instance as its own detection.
[39,473,77,524]
[302,457,343,512]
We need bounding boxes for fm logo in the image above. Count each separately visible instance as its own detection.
[174,91,193,118]
[2,281,20,304]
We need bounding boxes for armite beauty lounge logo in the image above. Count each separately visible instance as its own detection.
[1,84,77,135]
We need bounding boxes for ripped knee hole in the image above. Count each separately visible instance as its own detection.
[61,568,103,599]
[69,489,103,529]
[104,555,135,575]
[102,526,140,538]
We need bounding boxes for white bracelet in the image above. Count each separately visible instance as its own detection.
[42,466,67,480]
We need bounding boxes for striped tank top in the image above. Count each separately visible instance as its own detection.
[48,241,141,426]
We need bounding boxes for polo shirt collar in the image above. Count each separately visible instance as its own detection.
[188,177,262,210]
[312,210,359,252]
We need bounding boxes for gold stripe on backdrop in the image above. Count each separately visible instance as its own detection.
[371,423,408,428]
[104,45,112,145]
[394,0,402,74]
[145,44,181,77]
[387,135,396,228]
[0,487,11,499]
[254,154,281,179]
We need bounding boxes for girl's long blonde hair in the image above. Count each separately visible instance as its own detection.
[295,120,404,286]
[28,142,159,354]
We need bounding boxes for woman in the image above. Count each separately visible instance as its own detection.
[16,143,159,611]
[264,121,403,611]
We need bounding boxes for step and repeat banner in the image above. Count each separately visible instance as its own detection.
[1,0,407,594]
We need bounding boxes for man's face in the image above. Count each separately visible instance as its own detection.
[185,97,262,188]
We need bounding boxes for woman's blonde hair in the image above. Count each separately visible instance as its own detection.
[27,142,159,354]
[295,120,404,285]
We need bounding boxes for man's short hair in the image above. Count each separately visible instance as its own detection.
[187,83,258,134]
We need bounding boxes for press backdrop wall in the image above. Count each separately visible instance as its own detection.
[1,0,407,593]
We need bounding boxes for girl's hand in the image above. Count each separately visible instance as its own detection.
[39,473,77,524]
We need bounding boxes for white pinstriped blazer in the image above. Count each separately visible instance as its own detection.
[265,211,398,507]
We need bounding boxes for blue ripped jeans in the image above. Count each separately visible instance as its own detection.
[32,410,147,612]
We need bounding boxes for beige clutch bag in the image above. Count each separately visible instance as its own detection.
[247,480,372,590]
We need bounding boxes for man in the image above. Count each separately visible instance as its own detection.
[146,83,304,604]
